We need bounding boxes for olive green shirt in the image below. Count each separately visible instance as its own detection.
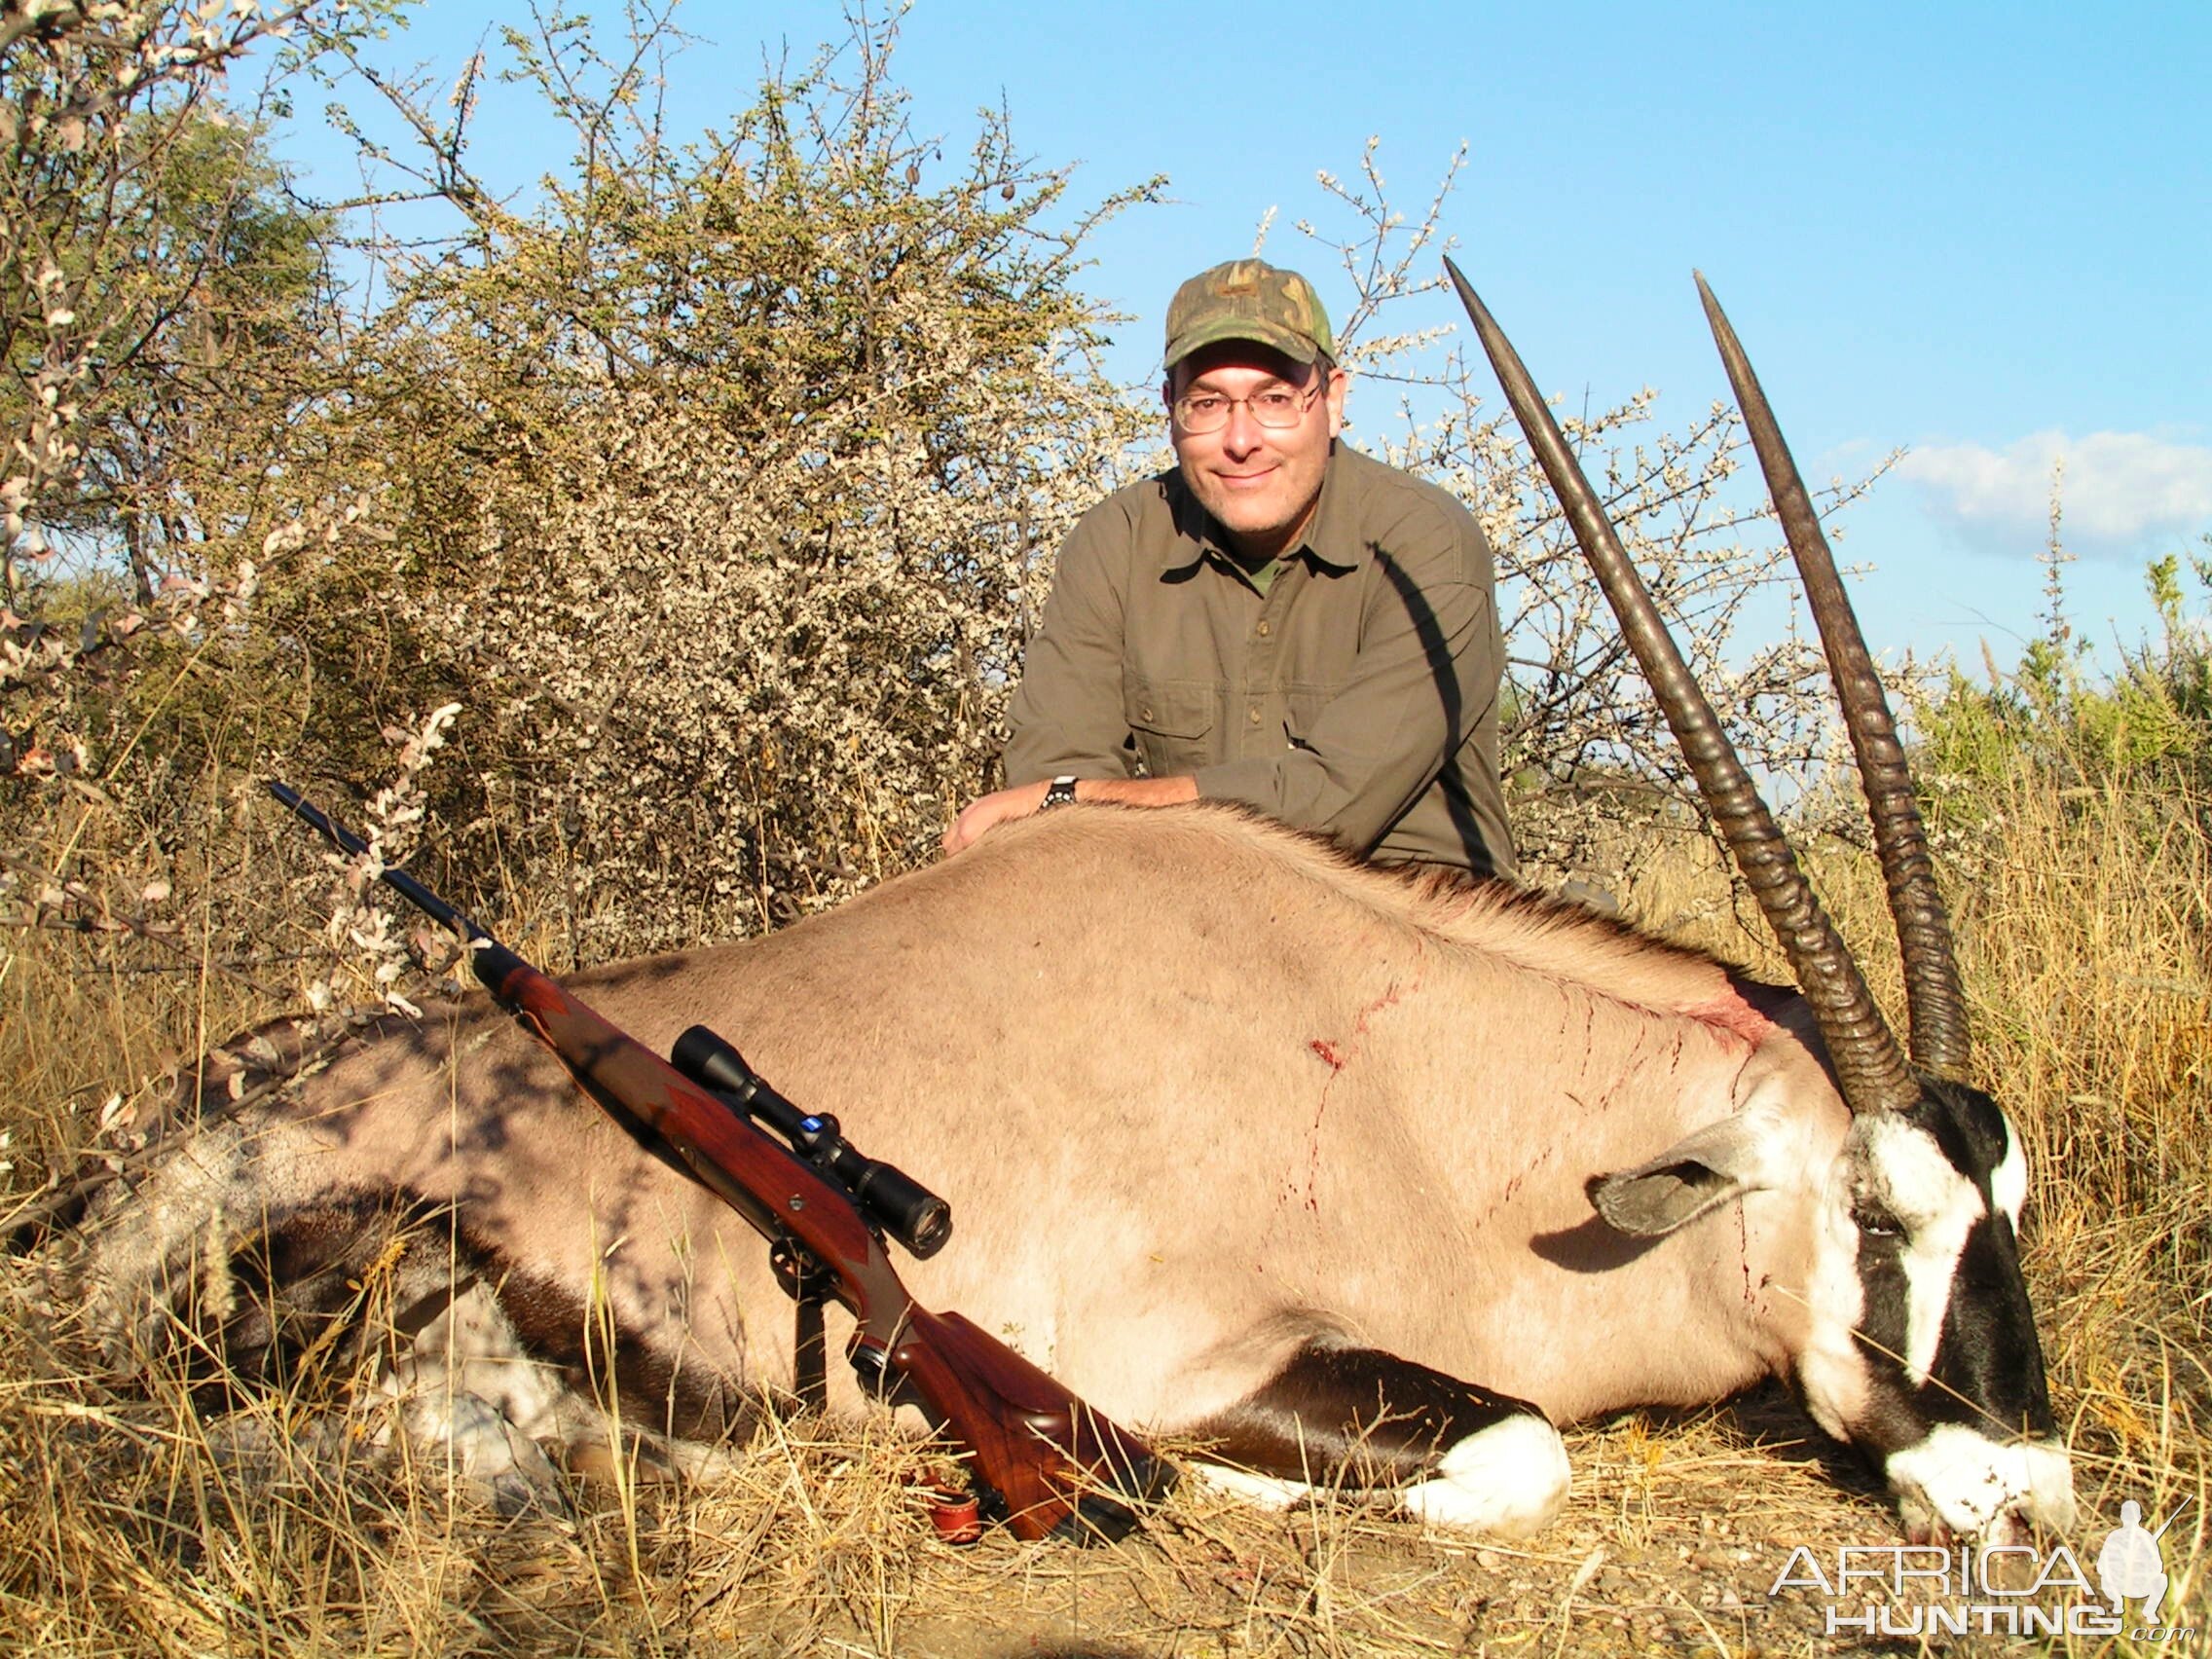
[1005,445,1516,877]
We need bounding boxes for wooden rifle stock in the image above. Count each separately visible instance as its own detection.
[270,782,1167,1541]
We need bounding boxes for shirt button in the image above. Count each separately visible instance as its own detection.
[1141,707,1153,721]
[1248,706,1262,724]
[1256,620,1272,637]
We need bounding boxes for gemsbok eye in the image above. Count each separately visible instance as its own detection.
[1854,1204,1903,1239]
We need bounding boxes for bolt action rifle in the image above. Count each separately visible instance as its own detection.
[270,781,1168,1541]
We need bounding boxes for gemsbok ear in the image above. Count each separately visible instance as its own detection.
[1587,1114,1781,1236]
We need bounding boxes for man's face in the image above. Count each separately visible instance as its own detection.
[1165,343,1346,562]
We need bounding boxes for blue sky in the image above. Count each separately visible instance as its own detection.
[259,0,2212,669]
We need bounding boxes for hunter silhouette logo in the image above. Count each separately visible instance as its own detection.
[2097,1498,2185,1621]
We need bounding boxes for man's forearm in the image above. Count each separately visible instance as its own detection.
[942,774,1198,856]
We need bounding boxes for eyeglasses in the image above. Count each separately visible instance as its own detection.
[1170,378,1324,435]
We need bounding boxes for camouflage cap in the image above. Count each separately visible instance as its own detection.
[1162,259,1336,370]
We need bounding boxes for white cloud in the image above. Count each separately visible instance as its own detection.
[1896,430,2212,560]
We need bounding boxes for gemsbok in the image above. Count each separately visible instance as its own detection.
[45,267,2075,1546]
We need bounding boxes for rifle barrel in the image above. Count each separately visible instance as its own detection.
[267,781,478,941]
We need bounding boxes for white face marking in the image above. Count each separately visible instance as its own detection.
[1798,1171,1872,1441]
[1796,1111,1998,1430]
[1399,1416,1571,1539]
[1886,1421,2078,1539]
[1858,1116,1987,1385]
[1988,1113,2028,1229]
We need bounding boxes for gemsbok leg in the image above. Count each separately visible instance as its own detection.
[1191,1341,1569,1537]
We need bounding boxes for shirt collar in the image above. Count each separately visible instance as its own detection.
[1161,445,1364,576]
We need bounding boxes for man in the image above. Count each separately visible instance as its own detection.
[944,258,1514,877]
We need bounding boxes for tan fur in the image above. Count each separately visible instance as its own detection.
[66,801,1851,1447]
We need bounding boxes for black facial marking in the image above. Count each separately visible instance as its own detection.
[1922,1195,2056,1438]
[1843,1198,1922,1455]
[1825,1078,2057,1459]
[1915,1076,2012,1193]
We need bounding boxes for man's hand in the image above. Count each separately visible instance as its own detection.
[942,775,1200,857]
[942,778,1057,856]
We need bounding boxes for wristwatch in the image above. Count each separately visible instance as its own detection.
[1041,775,1079,810]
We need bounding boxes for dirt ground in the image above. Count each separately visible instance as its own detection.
[382,1384,2193,1659]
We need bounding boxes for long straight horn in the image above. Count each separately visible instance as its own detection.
[1693,274,1972,1082]
[1444,257,1918,1116]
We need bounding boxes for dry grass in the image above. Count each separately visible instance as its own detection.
[2,753,2205,1657]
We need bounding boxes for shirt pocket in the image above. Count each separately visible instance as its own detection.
[1124,678,1216,777]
